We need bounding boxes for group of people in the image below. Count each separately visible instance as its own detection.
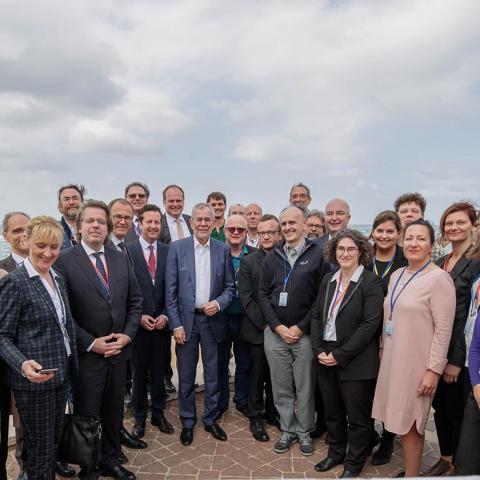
[0,181,479,480]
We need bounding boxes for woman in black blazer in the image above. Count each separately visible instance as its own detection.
[311,229,384,478]
[427,202,479,476]
[0,216,77,480]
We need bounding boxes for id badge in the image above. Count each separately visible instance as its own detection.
[279,291,288,307]
[385,320,393,336]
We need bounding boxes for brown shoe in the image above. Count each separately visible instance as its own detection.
[423,458,453,476]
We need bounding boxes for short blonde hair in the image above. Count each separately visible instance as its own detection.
[26,216,64,244]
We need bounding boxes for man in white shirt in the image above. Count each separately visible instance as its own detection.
[165,203,235,446]
[159,184,192,244]
[245,203,263,248]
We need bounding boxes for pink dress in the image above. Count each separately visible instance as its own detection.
[372,265,455,435]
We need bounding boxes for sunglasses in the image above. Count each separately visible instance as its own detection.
[226,227,246,234]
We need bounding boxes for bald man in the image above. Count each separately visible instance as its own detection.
[315,198,351,250]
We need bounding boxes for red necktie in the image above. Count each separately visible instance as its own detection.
[147,245,156,280]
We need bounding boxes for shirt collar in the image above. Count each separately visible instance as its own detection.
[166,212,184,225]
[331,264,364,283]
[12,252,27,265]
[139,236,157,251]
[232,244,248,259]
[110,234,123,246]
[24,257,59,279]
[81,239,105,256]
[194,236,210,249]
[284,238,306,255]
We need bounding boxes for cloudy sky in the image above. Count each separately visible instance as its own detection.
[1,0,479,224]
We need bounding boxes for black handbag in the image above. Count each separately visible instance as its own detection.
[58,402,102,468]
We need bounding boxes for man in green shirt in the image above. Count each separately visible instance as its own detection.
[207,191,227,242]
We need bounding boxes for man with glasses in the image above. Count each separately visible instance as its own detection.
[259,206,330,457]
[217,215,255,421]
[124,182,150,241]
[238,214,282,442]
[58,183,85,250]
[305,210,326,240]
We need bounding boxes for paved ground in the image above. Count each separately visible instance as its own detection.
[6,388,441,479]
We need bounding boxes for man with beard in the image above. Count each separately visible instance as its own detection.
[289,183,312,210]
[305,210,325,240]
[58,184,85,249]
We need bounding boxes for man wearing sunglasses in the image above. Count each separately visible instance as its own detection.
[124,182,150,242]
[217,215,256,421]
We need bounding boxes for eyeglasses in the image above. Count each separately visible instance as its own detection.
[336,246,358,254]
[112,214,133,222]
[127,193,146,199]
[325,211,347,217]
[258,231,280,237]
[306,223,322,229]
[226,227,246,234]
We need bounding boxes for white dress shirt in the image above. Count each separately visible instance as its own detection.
[324,265,364,341]
[110,234,124,251]
[194,236,211,309]
[12,252,27,267]
[24,258,71,356]
[246,233,259,248]
[166,213,191,242]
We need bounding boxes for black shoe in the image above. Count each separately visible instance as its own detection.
[340,469,359,478]
[56,461,76,478]
[180,427,194,446]
[235,404,250,419]
[266,415,281,431]
[78,466,100,480]
[314,457,343,473]
[152,415,174,434]
[372,434,394,465]
[310,423,327,439]
[118,450,128,465]
[214,406,228,422]
[131,420,146,440]
[165,379,176,393]
[367,428,381,456]
[250,419,269,442]
[393,471,405,477]
[121,425,147,449]
[204,422,227,441]
[101,465,136,480]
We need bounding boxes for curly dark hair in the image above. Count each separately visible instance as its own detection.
[325,229,373,267]
[393,192,426,214]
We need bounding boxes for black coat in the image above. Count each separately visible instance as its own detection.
[238,248,268,344]
[435,252,480,367]
[310,269,384,381]
[158,213,193,245]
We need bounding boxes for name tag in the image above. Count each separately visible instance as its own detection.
[279,292,288,307]
[385,320,393,336]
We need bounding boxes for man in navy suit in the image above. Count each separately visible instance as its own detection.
[55,200,142,480]
[126,205,174,438]
[165,202,235,446]
[57,184,85,250]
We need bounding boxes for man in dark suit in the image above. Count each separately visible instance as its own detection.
[0,211,30,480]
[124,182,150,243]
[305,210,326,240]
[126,205,174,438]
[315,198,351,249]
[57,184,85,250]
[238,214,282,442]
[165,202,235,446]
[159,184,193,394]
[55,200,142,480]
[217,214,255,420]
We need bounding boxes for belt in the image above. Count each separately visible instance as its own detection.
[194,308,205,315]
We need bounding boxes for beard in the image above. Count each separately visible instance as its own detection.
[65,208,79,221]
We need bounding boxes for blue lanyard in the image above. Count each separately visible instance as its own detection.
[389,261,431,319]
[283,260,294,291]
[372,255,395,279]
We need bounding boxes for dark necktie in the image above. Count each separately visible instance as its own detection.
[92,252,110,299]
[118,241,127,253]
[147,245,156,281]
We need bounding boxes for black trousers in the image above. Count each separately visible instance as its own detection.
[314,373,327,430]
[455,392,480,475]
[247,343,277,420]
[14,383,67,480]
[432,367,471,458]
[317,365,376,473]
[73,360,126,471]
[0,375,10,480]
[132,329,169,421]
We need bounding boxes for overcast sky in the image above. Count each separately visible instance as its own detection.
[1,0,479,224]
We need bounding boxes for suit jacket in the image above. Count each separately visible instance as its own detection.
[127,239,169,319]
[54,244,142,368]
[310,269,384,381]
[237,248,268,344]
[0,255,16,273]
[159,213,193,245]
[0,266,78,390]
[165,236,235,343]
[313,234,329,251]
[124,225,139,243]
[436,253,480,366]
[59,216,76,250]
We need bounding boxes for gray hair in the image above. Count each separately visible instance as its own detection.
[307,209,325,221]
[191,202,215,220]
[2,211,30,232]
[289,182,311,198]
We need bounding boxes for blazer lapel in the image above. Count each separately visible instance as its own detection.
[450,255,470,282]
[187,238,196,290]
[337,274,364,316]
[155,241,165,284]
[74,247,110,303]
[322,276,336,325]
[104,247,117,302]
[209,240,217,299]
